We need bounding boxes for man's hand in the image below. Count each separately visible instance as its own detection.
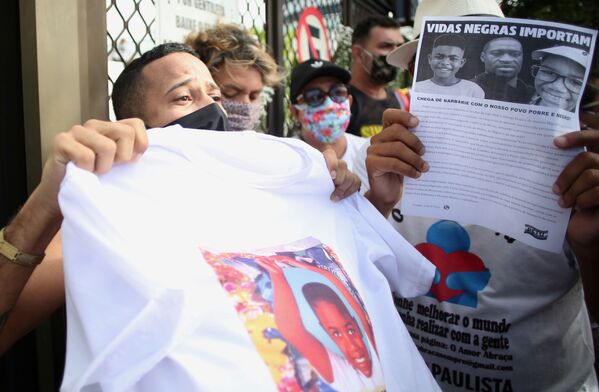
[0,118,148,344]
[38,118,149,218]
[553,128,599,319]
[364,109,428,216]
[322,149,361,201]
[553,129,599,246]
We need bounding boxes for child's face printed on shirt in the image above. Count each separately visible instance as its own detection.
[313,300,373,377]
[428,45,466,80]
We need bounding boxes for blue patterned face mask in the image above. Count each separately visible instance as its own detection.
[295,97,351,143]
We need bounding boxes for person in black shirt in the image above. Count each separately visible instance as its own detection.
[348,16,405,138]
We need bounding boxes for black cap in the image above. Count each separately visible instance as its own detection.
[290,59,351,103]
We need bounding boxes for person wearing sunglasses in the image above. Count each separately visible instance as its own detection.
[530,46,588,112]
[0,46,363,358]
[290,59,368,171]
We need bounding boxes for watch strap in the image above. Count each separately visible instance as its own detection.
[0,228,44,267]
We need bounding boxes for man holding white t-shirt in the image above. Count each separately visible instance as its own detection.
[0,43,440,390]
[0,43,361,353]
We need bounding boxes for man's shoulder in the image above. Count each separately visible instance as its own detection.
[516,78,534,93]
[459,79,483,87]
[349,84,400,106]
[348,84,366,97]
[472,72,490,85]
[458,79,485,96]
[413,79,433,87]
[412,79,437,94]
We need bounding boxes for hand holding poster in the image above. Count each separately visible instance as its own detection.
[403,16,597,253]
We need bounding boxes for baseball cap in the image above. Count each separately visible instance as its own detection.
[290,59,351,102]
[387,0,504,70]
[532,46,590,68]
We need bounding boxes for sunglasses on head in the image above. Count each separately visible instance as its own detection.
[295,84,350,107]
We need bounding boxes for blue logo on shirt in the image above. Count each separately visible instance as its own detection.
[416,221,490,308]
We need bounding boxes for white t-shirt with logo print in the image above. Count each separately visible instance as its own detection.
[353,140,596,392]
[58,126,440,392]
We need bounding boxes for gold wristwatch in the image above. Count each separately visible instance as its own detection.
[0,227,44,267]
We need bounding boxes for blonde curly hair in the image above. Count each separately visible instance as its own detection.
[185,23,284,88]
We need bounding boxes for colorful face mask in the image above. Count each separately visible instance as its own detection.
[296,97,351,143]
[222,99,263,132]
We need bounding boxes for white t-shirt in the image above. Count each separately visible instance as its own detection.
[58,126,440,392]
[290,133,368,172]
[343,133,369,172]
[414,79,485,98]
[353,141,595,392]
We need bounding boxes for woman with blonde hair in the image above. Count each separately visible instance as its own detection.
[186,23,284,131]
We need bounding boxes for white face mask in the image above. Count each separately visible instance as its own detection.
[222,99,263,131]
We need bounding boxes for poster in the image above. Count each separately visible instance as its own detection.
[403,16,597,252]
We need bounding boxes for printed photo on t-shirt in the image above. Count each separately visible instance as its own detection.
[201,237,386,392]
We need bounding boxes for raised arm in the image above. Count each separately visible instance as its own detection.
[0,119,148,353]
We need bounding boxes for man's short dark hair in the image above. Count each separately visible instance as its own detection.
[112,42,198,120]
[481,37,521,53]
[351,15,401,44]
[432,34,466,51]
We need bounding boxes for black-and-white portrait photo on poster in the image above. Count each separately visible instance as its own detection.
[412,17,595,112]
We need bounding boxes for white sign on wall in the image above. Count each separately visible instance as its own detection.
[156,0,240,43]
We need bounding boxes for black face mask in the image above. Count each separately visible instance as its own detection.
[166,103,230,131]
[368,52,398,84]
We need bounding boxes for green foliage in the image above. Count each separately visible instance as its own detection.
[249,26,267,45]
[502,0,599,30]
[501,0,599,70]
[332,24,353,70]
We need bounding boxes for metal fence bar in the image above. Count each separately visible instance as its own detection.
[266,0,285,135]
